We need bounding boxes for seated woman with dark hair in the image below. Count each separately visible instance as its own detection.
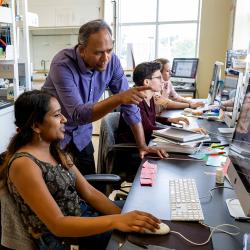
[0,90,161,250]
[153,58,204,113]
[117,61,189,145]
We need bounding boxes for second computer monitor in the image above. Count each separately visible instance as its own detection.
[224,72,244,128]
[207,62,223,105]
[171,58,199,79]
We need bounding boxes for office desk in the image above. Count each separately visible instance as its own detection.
[107,114,249,250]
[107,158,250,250]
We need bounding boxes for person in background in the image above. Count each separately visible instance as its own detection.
[0,90,161,250]
[235,91,250,141]
[154,58,205,114]
[42,19,166,176]
[117,61,190,145]
[220,98,234,112]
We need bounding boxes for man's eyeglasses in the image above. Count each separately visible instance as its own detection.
[150,76,163,81]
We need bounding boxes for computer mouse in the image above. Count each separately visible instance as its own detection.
[144,222,170,235]
[184,108,193,113]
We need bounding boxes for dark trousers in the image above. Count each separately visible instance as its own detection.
[65,141,96,175]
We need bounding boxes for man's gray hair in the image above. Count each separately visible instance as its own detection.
[78,19,112,46]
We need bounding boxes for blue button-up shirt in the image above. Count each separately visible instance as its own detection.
[42,46,141,151]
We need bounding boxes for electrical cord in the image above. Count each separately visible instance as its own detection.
[169,223,240,246]
[199,186,234,200]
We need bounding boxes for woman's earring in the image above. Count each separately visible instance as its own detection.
[38,133,43,142]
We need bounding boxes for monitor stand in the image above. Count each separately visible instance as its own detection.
[226,198,250,219]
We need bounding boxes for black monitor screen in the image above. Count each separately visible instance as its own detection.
[232,82,250,145]
[229,155,250,193]
[229,79,250,190]
[171,58,199,78]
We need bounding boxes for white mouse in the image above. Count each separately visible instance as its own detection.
[144,222,170,235]
[184,108,193,113]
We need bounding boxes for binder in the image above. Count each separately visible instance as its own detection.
[153,127,208,143]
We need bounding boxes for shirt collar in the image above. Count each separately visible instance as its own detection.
[76,46,93,75]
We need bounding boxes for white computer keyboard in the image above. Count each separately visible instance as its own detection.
[169,178,204,222]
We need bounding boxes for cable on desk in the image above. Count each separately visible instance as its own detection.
[170,223,240,246]
[199,186,234,200]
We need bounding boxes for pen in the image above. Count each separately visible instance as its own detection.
[235,217,250,222]
[209,152,226,156]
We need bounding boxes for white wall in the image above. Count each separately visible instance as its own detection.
[233,0,250,50]
[196,0,234,98]
[28,0,102,27]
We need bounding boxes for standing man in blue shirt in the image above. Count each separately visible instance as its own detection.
[42,19,166,175]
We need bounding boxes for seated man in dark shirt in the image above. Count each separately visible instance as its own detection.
[117,61,189,144]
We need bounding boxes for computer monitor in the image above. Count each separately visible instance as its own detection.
[207,62,223,105]
[227,77,250,216]
[224,72,244,128]
[171,58,199,79]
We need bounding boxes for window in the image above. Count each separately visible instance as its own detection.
[116,0,201,69]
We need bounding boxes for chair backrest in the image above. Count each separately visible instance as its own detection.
[0,189,36,250]
[97,112,120,174]
[97,112,140,183]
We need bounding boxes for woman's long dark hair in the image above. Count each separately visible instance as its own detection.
[0,90,68,185]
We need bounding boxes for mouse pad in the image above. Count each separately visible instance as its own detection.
[127,220,213,250]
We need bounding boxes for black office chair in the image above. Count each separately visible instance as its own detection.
[97,112,141,195]
[84,173,121,196]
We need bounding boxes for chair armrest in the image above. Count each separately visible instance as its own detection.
[111,143,137,149]
[84,174,121,184]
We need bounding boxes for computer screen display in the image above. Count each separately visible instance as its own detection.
[171,58,199,78]
[228,74,250,216]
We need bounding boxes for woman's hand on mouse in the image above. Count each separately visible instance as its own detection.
[112,210,160,233]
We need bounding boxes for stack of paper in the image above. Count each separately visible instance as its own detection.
[140,161,157,186]
[150,138,199,154]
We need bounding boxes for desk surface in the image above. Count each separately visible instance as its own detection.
[107,158,250,250]
[107,112,249,250]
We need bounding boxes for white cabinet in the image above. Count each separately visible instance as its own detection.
[0,0,36,153]
[28,0,103,81]
[28,0,102,28]
[0,0,34,97]
[0,106,15,153]
[0,6,12,23]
